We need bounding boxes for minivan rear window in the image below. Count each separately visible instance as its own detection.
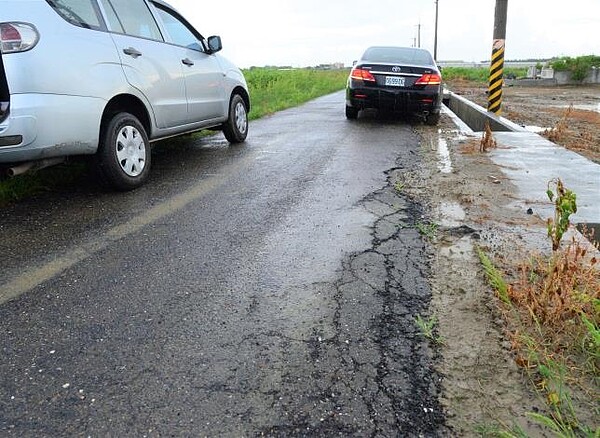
[46,0,104,30]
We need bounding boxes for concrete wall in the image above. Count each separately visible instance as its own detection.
[555,68,600,85]
[445,92,527,133]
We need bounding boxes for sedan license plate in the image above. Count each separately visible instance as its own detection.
[385,76,405,87]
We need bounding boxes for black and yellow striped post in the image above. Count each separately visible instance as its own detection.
[488,0,508,115]
[488,39,505,114]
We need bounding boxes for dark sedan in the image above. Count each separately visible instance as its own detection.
[345,46,442,125]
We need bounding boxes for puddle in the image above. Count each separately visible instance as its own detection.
[524,125,549,133]
[449,129,469,142]
[438,201,466,227]
[437,133,453,174]
[557,103,600,113]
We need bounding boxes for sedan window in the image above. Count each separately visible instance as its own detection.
[103,0,163,41]
[363,47,434,66]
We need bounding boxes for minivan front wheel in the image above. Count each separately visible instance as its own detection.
[222,94,248,144]
[97,112,150,191]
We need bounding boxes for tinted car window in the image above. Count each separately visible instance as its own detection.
[362,47,434,65]
[103,0,163,41]
[154,6,200,49]
[46,0,103,30]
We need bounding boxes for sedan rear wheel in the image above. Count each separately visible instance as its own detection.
[96,112,151,191]
[345,105,358,120]
[425,113,440,126]
[223,94,248,143]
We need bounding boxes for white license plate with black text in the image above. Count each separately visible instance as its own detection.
[385,76,405,87]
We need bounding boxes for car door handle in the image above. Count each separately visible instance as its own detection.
[182,58,194,66]
[123,47,142,58]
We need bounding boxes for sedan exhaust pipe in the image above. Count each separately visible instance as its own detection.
[7,157,66,177]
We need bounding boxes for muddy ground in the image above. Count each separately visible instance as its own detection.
[409,83,599,435]
[446,80,600,164]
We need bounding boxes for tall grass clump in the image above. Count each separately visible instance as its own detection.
[479,183,599,435]
[244,67,349,119]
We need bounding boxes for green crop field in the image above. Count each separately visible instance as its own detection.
[244,67,349,119]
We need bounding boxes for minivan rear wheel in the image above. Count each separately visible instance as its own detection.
[222,94,248,144]
[97,112,150,191]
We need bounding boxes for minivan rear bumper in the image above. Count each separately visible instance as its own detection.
[0,93,104,162]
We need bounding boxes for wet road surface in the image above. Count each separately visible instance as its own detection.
[0,92,446,436]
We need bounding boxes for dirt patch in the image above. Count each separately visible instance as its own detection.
[447,80,600,164]
[407,97,599,435]
[404,117,550,436]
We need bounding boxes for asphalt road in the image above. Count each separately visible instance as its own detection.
[0,92,446,436]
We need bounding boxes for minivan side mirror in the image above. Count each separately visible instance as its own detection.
[207,35,222,54]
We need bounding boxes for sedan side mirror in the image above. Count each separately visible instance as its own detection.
[207,35,222,54]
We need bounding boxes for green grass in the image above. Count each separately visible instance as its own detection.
[416,221,438,242]
[0,67,349,206]
[476,247,511,305]
[245,67,349,119]
[0,162,88,205]
[414,314,443,344]
[442,66,528,83]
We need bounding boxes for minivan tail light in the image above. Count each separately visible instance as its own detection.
[350,67,376,82]
[1,22,39,54]
[415,73,442,85]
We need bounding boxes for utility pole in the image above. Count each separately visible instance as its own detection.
[417,22,421,48]
[488,0,508,115]
[434,0,439,61]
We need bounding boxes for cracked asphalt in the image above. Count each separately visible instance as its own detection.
[0,91,447,436]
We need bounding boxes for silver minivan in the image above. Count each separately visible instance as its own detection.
[0,0,250,190]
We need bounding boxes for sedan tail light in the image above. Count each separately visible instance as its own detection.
[350,67,376,82]
[1,22,39,54]
[415,73,442,85]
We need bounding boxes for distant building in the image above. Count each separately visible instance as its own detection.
[315,62,346,70]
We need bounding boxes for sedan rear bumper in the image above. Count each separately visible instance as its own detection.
[346,86,441,116]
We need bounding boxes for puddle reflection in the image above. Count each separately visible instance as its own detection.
[437,131,453,174]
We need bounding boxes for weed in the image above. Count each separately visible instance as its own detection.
[480,121,497,152]
[474,422,528,437]
[476,247,511,305]
[544,105,573,143]
[502,234,599,436]
[394,180,405,193]
[546,178,577,251]
[414,314,443,344]
[416,221,438,241]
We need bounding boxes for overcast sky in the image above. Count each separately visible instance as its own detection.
[167,0,600,68]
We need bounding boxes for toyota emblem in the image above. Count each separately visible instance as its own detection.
[391,66,402,73]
